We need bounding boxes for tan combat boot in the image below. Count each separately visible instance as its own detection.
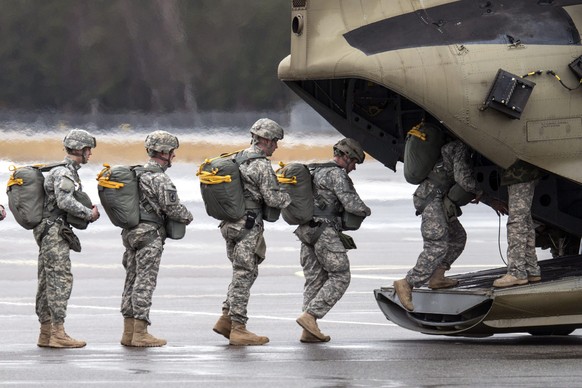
[48,324,86,348]
[213,309,231,339]
[131,319,167,347]
[300,329,330,343]
[229,321,269,346]
[37,321,51,347]
[393,279,414,311]
[120,317,134,346]
[296,312,330,341]
[428,267,459,289]
[493,274,528,288]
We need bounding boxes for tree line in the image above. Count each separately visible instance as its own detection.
[0,0,293,114]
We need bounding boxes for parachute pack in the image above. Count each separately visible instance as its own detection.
[276,162,314,225]
[97,164,143,229]
[197,151,264,222]
[97,164,187,239]
[7,163,64,229]
[403,122,447,185]
[6,162,92,230]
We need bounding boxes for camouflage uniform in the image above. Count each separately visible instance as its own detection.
[0,204,5,220]
[405,140,483,287]
[121,160,193,324]
[33,156,93,324]
[501,161,542,280]
[295,162,371,319]
[219,144,291,324]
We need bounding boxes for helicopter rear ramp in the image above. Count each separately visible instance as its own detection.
[375,255,582,336]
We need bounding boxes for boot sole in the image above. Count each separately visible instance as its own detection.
[229,341,269,346]
[130,343,166,347]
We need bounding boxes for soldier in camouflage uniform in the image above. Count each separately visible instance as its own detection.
[212,118,291,346]
[34,129,100,348]
[294,138,371,343]
[493,160,542,287]
[120,130,193,347]
[394,139,485,312]
[0,204,5,220]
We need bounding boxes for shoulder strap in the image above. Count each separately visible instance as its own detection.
[234,151,265,166]
[37,162,68,172]
[307,162,338,170]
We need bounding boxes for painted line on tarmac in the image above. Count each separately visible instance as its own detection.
[0,301,395,327]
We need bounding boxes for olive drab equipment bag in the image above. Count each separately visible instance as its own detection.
[276,162,314,226]
[403,122,447,185]
[6,163,66,230]
[97,164,142,229]
[197,150,265,222]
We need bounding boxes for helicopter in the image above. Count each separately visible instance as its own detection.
[278,0,582,336]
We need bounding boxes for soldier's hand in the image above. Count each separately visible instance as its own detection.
[0,205,5,221]
[490,199,508,216]
[90,205,100,222]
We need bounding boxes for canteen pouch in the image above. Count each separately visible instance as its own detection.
[294,222,326,246]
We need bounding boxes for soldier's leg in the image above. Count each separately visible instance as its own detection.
[228,227,261,325]
[120,247,137,319]
[41,225,73,324]
[305,228,350,319]
[506,183,531,279]
[442,219,467,269]
[33,221,52,323]
[406,199,449,288]
[522,181,540,277]
[131,237,163,324]
[300,241,327,312]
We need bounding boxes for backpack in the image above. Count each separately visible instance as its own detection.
[277,162,314,225]
[6,162,84,230]
[197,151,265,222]
[97,164,142,229]
[403,122,447,184]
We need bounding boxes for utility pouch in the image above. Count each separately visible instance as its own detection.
[294,223,326,246]
[443,196,462,221]
[59,223,81,252]
[262,204,281,222]
[341,212,365,231]
[66,191,92,230]
[165,219,186,240]
[244,212,256,230]
[338,232,357,250]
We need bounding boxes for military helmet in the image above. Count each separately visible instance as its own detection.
[250,118,284,140]
[144,130,180,153]
[333,138,365,164]
[63,129,96,150]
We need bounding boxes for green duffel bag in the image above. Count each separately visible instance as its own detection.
[403,122,447,185]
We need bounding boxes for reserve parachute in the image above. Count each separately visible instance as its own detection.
[197,151,264,222]
[403,122,447,185]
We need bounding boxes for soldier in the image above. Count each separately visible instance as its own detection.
[0,204,5,220]
[493,161,542,287]
[34,129,100,348]
[212,118,291,346]
[294,138,371,343]
[393,139,487,311]
[120,130,193,347]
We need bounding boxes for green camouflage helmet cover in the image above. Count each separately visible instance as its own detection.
[250,118,284,140]
[144,130,180,153]
[63,129,97,150]
[334,138,365,164]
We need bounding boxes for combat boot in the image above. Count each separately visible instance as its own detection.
[493,274,528,288]
[120,317,134,346]
[393,279,414,311]
[37,321,51,347]
[229,321,269,346]
[428,267,459,289]
[131,319,167,347]
[300,329,330,343]
[212,309,231,339]
[296,312,330,341]
[48,324,86,348]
